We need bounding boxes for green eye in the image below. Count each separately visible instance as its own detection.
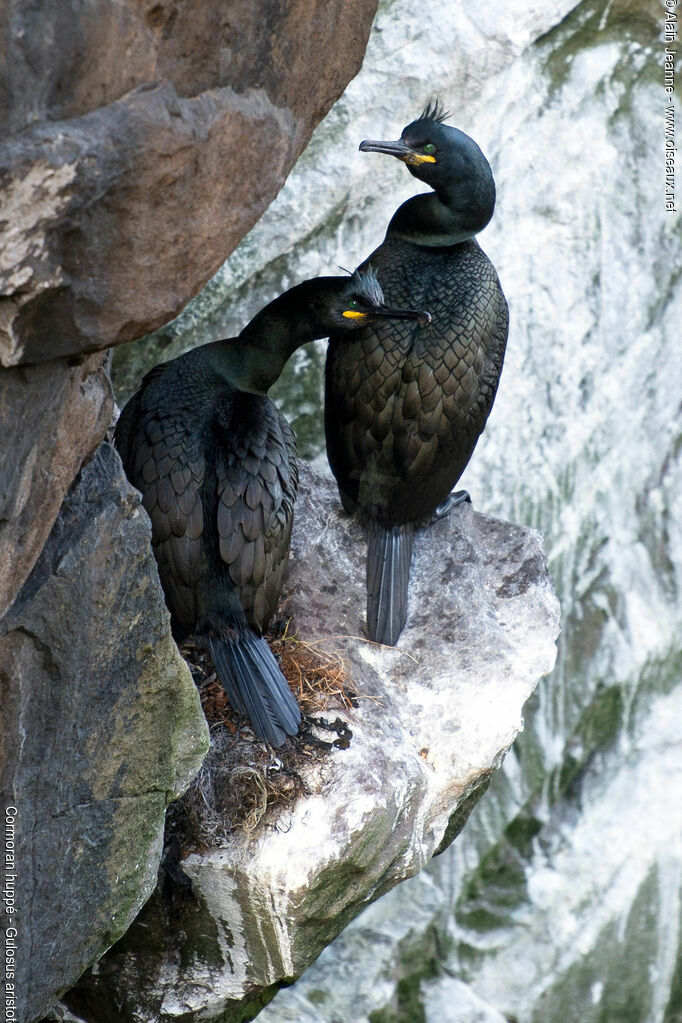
[423,143,436,155]
[348,299,358,309]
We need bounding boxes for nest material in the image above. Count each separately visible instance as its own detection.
[169,620,357,853]
[269,619,358,715]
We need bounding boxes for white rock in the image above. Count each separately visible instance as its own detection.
[66,463,559,1021]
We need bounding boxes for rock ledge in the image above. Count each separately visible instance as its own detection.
[67,461,560,1023]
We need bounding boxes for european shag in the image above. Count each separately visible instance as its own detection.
[325,101,509,646]
[115,269,429,747]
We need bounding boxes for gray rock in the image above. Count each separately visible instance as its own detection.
[0,443,209,1023]
[64,461,559,1022]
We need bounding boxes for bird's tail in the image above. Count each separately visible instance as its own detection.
[206,627,301,748]
[366,522,415,646]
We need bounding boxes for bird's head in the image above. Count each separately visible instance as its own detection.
[332,266,431,330]
[359,100,494,216]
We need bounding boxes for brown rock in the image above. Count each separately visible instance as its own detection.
[0,6,379,1020]
[1,0,378,134]
[0,0,379,364]
[0,353,113,615]
[0,0,378,629]
[0,86,296,364]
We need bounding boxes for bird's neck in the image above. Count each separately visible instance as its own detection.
[387,172,495,247]
[208,283,330,394]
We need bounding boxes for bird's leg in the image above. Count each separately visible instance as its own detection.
[339,489,358,516]
[424,489,471,526]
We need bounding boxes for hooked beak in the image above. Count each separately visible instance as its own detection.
[374,305,432,326]
[359,138,436,166]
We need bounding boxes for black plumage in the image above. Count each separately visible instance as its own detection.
[115,269,429,746]
[325,102,509,646]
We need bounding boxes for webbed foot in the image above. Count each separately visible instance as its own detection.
[426,489,471,525]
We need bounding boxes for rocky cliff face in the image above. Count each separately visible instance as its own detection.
[0,0,379,613]
[0,3,379,1019]
[5,0,676,1018]
[64,464,559,1022]
[0,444,209,1023]
[0,0,379,364]
[113,0,682,1020]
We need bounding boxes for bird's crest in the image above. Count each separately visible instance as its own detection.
[351,265,384,307]
[419,98,450,124]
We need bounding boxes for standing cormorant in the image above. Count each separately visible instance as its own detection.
[325,101,509,646]
[115,269,429,747]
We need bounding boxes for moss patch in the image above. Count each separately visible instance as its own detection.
[538,0,660,98]
[368,929,441,1023]
[552,682,624,801]
[434,774,492,856]
[531,864,660,1023]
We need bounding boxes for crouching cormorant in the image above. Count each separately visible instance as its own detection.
[325,101,509,646]
[115,269,429,746]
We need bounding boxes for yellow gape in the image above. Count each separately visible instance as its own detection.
[403,152,437,166]
[342,309,367,320]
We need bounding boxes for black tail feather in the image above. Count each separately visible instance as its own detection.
[366,522,414,646]
[208,629,301,748]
